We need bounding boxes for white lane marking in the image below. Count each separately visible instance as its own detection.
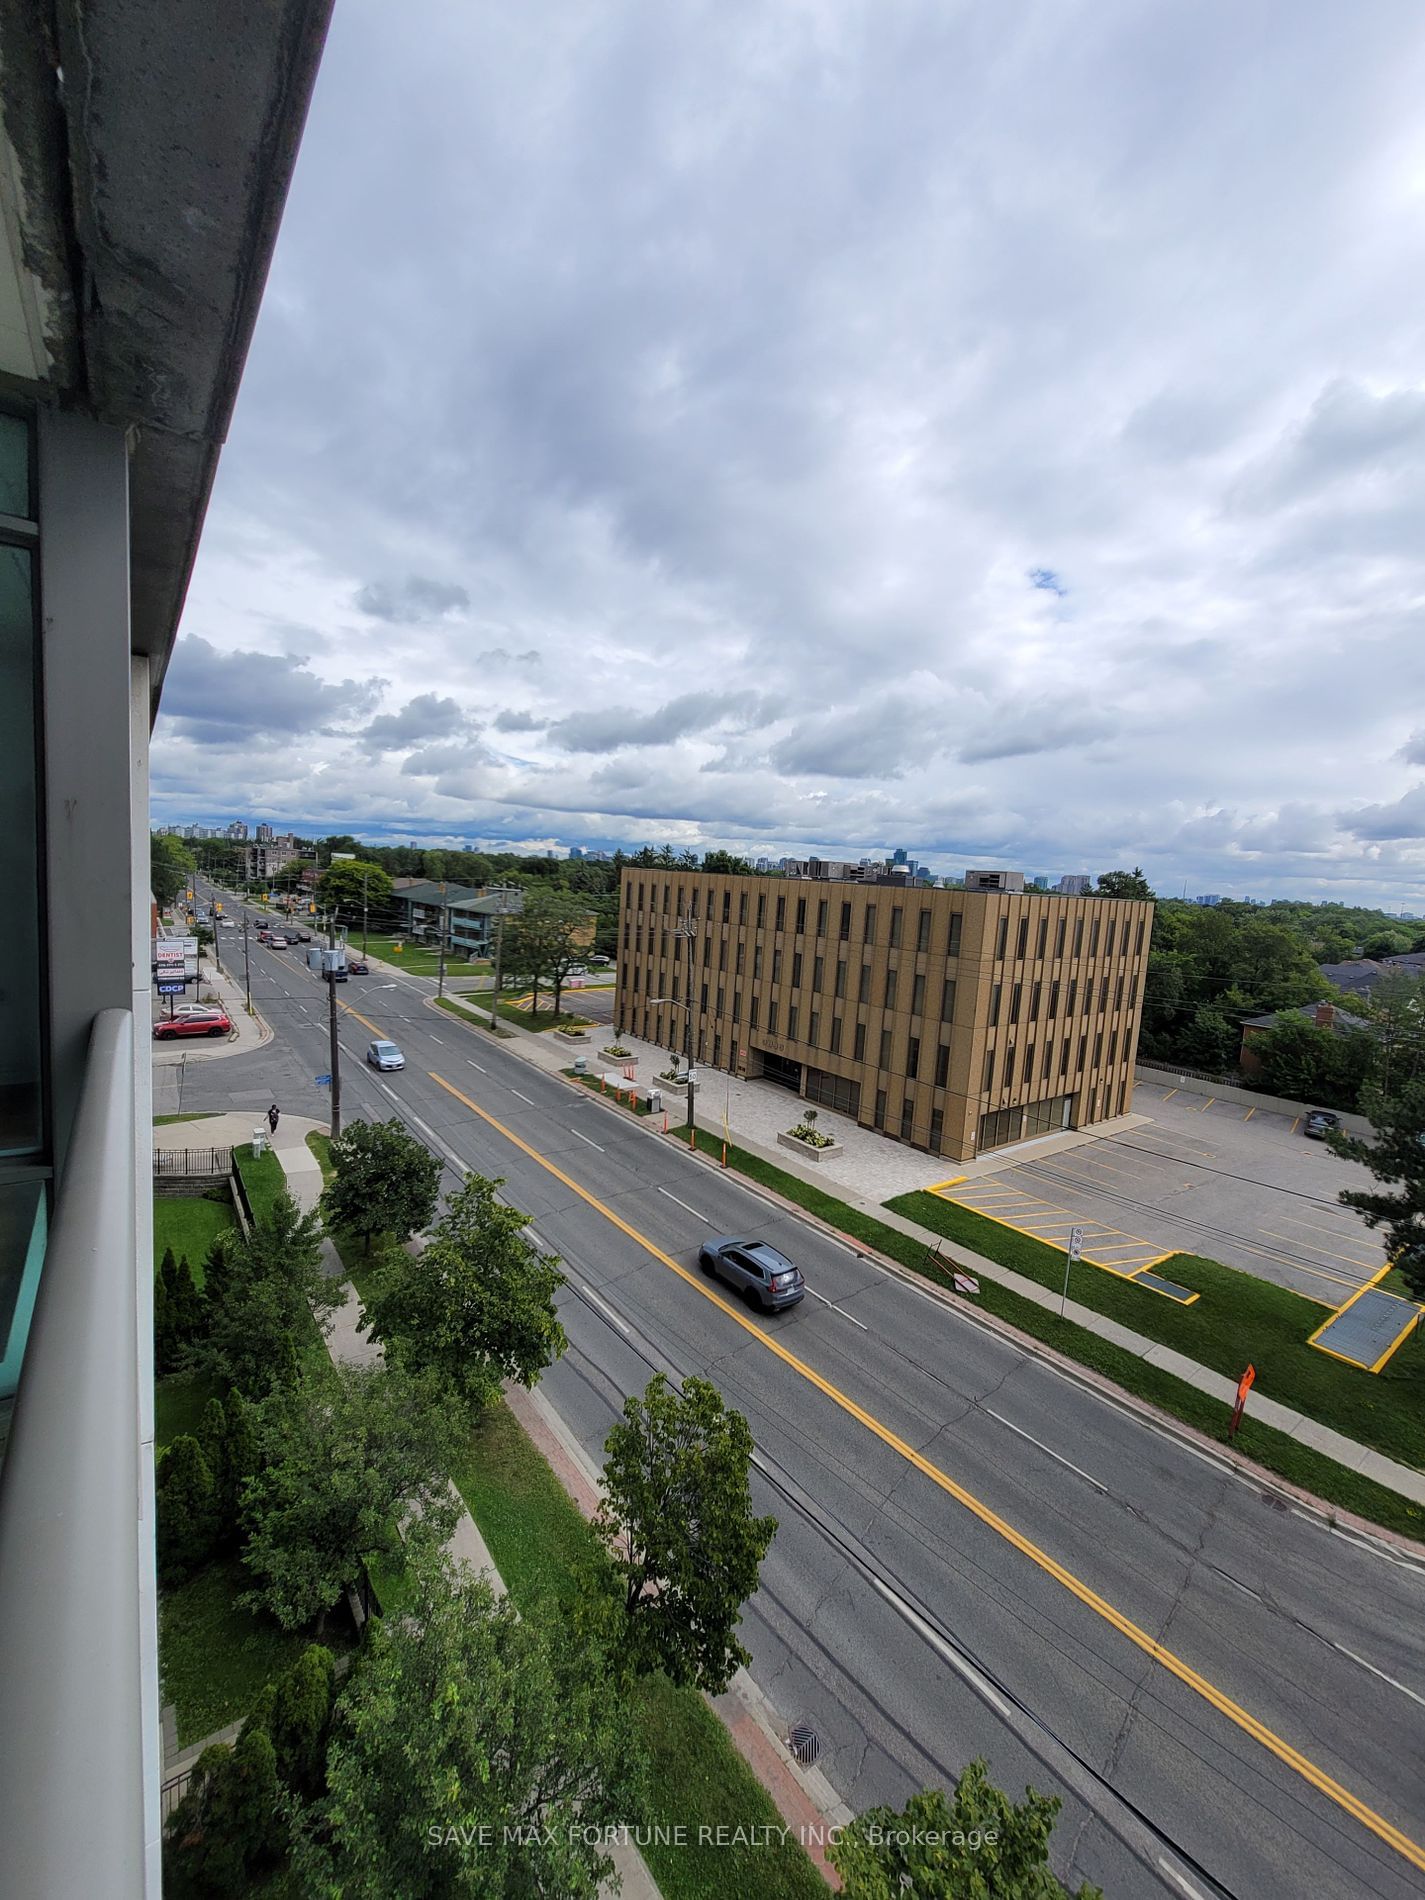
[982,1408,1106,1493]
[656,1185,708,1222]
[805,1286,869,1330]
[379,1083,399,1102]
[510,1089,536,1106]
[467,1059,487,1073]
[580,1282,631,1337]
[429,1035,444,1045]
[1330,1641,1425,1711]
[1315,1517,1425,1576]
[1157,1860,1211,1900]
[571,1128,604,1151]
[866,1573,1017,1723]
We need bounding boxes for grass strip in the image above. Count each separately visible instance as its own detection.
[462,989,592,1032]
[890,1190,1425,1471]
[565,1069,654,1115]
[306,1130,334,1186]
[232,1142,289,1223]
[153,1111,222,1125]
[434,994,515,1037]
[154,1194,235,1283]
[452,1402,826,1900]
[674,1127,1425,1543]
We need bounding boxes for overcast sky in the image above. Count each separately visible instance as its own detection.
[154,0,1425,909]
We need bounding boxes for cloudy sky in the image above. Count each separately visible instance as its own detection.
[154,0,1425,909]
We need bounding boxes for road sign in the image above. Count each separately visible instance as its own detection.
[156,980,186,996]
[315,1073,332,1087]
[1229,1362,1257,1439]
[1067,1225,1085,1262]
[1061,1226,1085,1317]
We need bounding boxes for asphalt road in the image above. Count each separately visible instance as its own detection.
[175,885,1425,1900]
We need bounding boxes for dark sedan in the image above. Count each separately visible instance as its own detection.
[698,1235,805,1311]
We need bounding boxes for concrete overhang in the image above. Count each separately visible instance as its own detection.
[0,0,332,710]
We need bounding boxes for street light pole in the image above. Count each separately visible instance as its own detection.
[488,889,513,1034]
[437,880,448,999]
[671,915,699,1146]
[327,904,343,1138]
[361,868,370,958]
[241,917,252,1015]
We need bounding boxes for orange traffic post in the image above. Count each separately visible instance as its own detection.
[1229,1363,1256,1438]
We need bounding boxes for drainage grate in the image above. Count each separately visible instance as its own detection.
[787,1724,820,1766]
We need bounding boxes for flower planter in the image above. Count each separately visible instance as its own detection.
[777,1131,843,1163]
[555,1029,591,1045]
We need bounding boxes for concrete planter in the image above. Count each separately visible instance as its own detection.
[777,1131,843,1163]
[554,1029,591,1045]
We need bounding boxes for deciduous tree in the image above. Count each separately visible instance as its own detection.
[323,1117,442,1255]
[1095,867,1153,900]
[316,857,393,931]
[196,1194,339,1399]
[590,1373,775,1693]
[361,1172,566,1412]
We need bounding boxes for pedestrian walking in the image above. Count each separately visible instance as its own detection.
[267,1103,280,1135]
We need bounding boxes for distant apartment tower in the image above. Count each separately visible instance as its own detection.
[1194,894,1222,907]
[1058,874,1092,896]
[965,869,1025,894]
[255,822,275,843]
[225,820,248,840]
[617,870,1152,1162]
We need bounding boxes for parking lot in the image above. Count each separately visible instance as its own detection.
[947,1083,1390,1304]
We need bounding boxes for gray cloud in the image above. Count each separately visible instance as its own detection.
[1339,785,1425,842]
[1400,731,1425,767]
[361,693,472,752]
[493,708,545,732]
[160,636,383,742]
[957,703,1116,765]
[355,576,470,621]
[548,690,779,754]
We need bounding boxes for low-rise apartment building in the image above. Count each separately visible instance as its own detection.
[616,871,1153,1161]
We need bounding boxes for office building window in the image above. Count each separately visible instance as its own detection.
[979,1105,1023,1152]
[1093,1030,1103,1066]
[1067,978,1078,1016]
[989,983,1002,1026]
[713,1032,722,1066]
[700,982,708,1011]
[1049,979,1061,1017]
[768,1000,778,1034]
[835,959,846,998]
[673,937,682,964]
[735,942,745,976]
[795,896,806,933]
[883,968,897,1010]
[889,906,903,947]
[1135,919,1145,954]
[788,1004,799,1040]
[757,893,766,926]
[917,909,931,952]
[1009,981,1021,1023]
[941,978,957,1022]
[1100,975,1110,1011]
[1090,918,1101,955]
[1055,918,1066,957]
[1016,918,1029,958]
[911,972,926,1016]
[1025,1094,1072,1139]
[678,885,686,916]
[637,880,645,910]
[947,912,962,956]
[907,1036,920,1079]
[874,1089,887,1129]
[879,1027,893,1068]
[1105,919,1115,957]
[739,892,748,924]
[749,997,759,1029]
[772,948,782,982]
[1079,1034,1089,1070]
[813,954,824,990]
[935,1043,950,1088]
[1115,973,1125,1007]
[776,895,786,930]
[930,1106,944,1150]
[1037,919,1048,958]
[900,1096,915,1141]
[864,905,877,944]
[808,1010,819,1045]
[1073,918,1084,955]
[718,940,726,972]
[996,917,1009,958]
[721,890,731,922]
[1108,1029,1118,1067]
[702,934,712,967]
[753,945,763,979]
[859,964,871,1004]
[840,901,852,940]
[1024,1042,1034,1083]
[1030,980,1041,1020]
[817,898,828,936]
[715,987,724,1016]
[732,992,740,1023]
[805,1067,859,1116]
[1042,1042,1052,1080]
[854,1020,867,1060]
[791,952,802,987]
[1060,1037,1071,1076]
[830,1016,842,1054]
[983,1049,996,1091]
[1004,1045,1015,1087]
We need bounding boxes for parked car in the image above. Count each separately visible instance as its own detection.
[698,1235,805,1311]
[1303,1110,1340,1139]
[366,1039,405,1071]
[153,1009,232,1040]
[347,959,369,974]
[295,930,313,943]
[220,920,236,930]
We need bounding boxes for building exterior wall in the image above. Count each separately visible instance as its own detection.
[616,871,1153,1161]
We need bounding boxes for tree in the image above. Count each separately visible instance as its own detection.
[501,886,590,1017]
[361,1172,567,1412]
[323,1117,442,1255]
[268,1643,338,1802]
[151,832,196,907]
[316,858,393,931]
[1095,867,1153,900]
[1251,1016,1373,1111]
[298,1547,645,1899]
[1362,929,1412,960]
[1330,1075,1425,1299]
[196,1194,340,1399]
[830,1763,1102,1899]
[1175,1006,1238,1074]
[240,1362,461,1632]
[702,848,755,875]
[156,1435,220,1586]
[163,1726,285,1896]
[590,1373,775,1693]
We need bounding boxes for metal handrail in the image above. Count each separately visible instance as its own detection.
[0,1009,147,1895]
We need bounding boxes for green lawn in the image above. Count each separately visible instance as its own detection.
[232,1142,289,1223]
[460,989,592,1032]
[674,1128,1425,1543]
[306,1130,334,1186]
[154,1194,235,1284]
[159,1558,349,1747]
[154,1111,222,1126]
[565,1068,654,1116]
[358,933,448,977]
[433,994,515,1037]
[891,1190,1425,1472]
[453,1403,825,1900]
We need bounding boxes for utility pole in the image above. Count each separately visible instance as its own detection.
[671,912,700,1144]
[436,879,448,999]
[361,867,370,958]
[487,887,514,1034]
[241,917,252,1015]
[327,904,343,1138]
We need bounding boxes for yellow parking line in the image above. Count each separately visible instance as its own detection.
[1290,1116,1300,1135]
[928,1176,967,1193]
[1243,1106,1256,1122]
[426,1071,1424,1876]
[1161,1087,1178,1101]
[1192,1096,1216,1113]
[1256,1228,1383,1271]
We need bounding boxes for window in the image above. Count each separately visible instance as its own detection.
[1042,1042,1052,1080]
[808,1009,820,1045]
[1135,919,1145,954]
[1025,1094,1072,1139]
[1067,978,1078,1016]
[637,880,645,910]
[623,921,630,948]
[805,1066,859,1116]
[830,1016,842,1054]
[813,954,824,990]
[1079,1034,1089,1071]
[1108,1029,1119,1067]
[752,944,764,980]
[935,1043,950,1088]
[1004,1045,1016,1086]
[1037,919,1048,958]
[702,934,712,966]
[989,983,1002,1026]
[721,890,731,922]
[718,940,726,971]
[917,909,931,952]
[775,895,786,931]
[1090,919,1101,956]
[1093,1031,1103,1067]
[907,1036,920,1079]
[678,885,686,916]
[757,893,766,926]
[1060,1038,1071,1076]
[890,906,903,947]
[835,959,847,998]
[996,917,1009,958]
[1049,979,1060,1017]
[772,948,782,982]
[1030,980,1041,1020]
[900,1096,915,1141]
[983,1049,996,1091]
[874,1089,887,1129]
[864,905,877,944]
[947,912,962,956]
[941,977,957,1022]
[840,901,852,941]
[788,1004,799,1040]
[1009,982,1021,1023]
[911,972,926,1016]
[736,942,745,975]
[930,1107,944,1150]
[1016,918,1029,958]
[739,892,748,924]
[880,1027,893,1068]
[1055,918,1066,957]
[750,997,759,1029]
[795,896,806,933]
[1073,918,1084,955]
[791,951,802,987]
[768,1000,779,1034]
[979,1105,1023,1152]
[858,964,871,1004]
[817,898,828,936]
[1100,975,1109,1011]
[732,992,741,1023]
[715,986,724,1016]
[883,968,897,1010]
[713,1032,722,1066]
[1115,973,1124,1007]
[700,982,708,1011]
[1105,920,1115,957]
[1024,1043,1034,1083]
[854,1020,867,1060]
[673,936,682,964]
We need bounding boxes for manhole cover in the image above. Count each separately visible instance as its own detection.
[787,1724,820,1766]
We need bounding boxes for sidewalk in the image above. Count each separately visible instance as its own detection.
[416,1002,1425,1520]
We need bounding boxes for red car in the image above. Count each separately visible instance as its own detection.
[153,1009,232,1040]
[347,959,369,974]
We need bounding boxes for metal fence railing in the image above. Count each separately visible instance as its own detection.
[153,1147,231,1178]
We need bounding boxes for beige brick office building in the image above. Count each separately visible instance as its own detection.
[616,870,1153,1162]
